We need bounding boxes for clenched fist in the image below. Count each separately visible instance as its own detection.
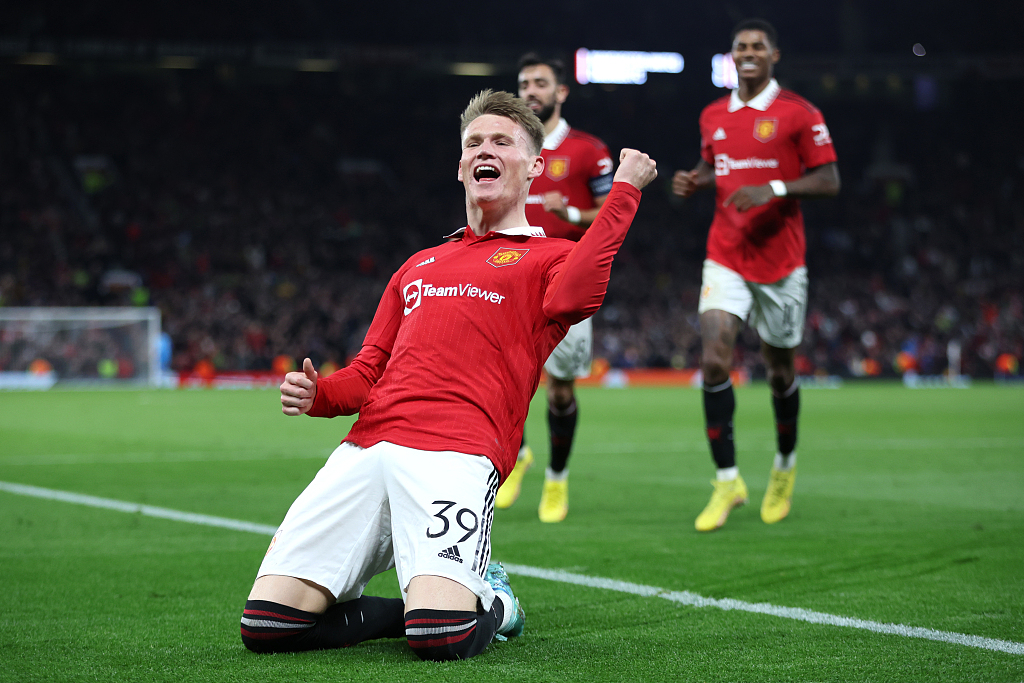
[613,149,658,190]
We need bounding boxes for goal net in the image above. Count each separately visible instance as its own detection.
[0,307,163,388]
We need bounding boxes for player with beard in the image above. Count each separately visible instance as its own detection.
[672,19,839,531]
[240,90,657,661]
[494,53,615,523]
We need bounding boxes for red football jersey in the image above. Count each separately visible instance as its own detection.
[308,183,642,481]
[699,79,837,283]
[526,119,614,242]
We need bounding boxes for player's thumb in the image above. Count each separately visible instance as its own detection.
[303,357,318,382]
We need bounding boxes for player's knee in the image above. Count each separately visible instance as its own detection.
[766,364,796,394]
[549,387,575,410]
[405,609,482,662]
[701,356,731,385]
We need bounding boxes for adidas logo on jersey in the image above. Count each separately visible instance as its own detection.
[415,256,435,267]
[438,545,464,563]
[712,127,727,141]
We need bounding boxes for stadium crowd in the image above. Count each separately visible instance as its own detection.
[1,67,1022,380]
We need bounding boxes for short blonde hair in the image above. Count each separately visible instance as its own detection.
[459,89,545,155]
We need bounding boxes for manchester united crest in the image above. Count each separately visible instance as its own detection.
[753,118,778,143]
[487,247,530,268]
[546,156,570,180]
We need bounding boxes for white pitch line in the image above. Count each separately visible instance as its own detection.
[0,481,278,536]
[2,480,1021,656]
[503,564,1024,656]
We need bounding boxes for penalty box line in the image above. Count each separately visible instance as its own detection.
[2,479,1022,657]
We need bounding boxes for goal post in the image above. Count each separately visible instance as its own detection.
[0,307,163,387]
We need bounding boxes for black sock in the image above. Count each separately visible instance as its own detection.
[405,602,504,661]
[703,380,736,469]
[772,381,800,456]
[547,397,578,473]
[241,596,406,653]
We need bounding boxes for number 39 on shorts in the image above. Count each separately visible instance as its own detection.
[426,500,479,542]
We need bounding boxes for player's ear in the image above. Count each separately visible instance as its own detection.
[528,155,544,180]
[555,83,569,105]
[457,159,464,182]
[771,48,781,65]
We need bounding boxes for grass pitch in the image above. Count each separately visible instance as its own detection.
[1,382,1022,682]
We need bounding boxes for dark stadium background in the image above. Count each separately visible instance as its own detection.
[2,1,1022,382]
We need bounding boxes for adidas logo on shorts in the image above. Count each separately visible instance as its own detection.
[438,545,464,563]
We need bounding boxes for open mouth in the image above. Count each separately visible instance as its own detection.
[474,165,500,182]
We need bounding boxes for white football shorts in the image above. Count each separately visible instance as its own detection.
[544,316,593,380]
[258,441,499,611]
[698,259,808,349]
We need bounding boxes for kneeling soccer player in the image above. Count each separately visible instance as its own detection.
[239,89,657,660]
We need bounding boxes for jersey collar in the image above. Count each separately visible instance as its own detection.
[728,79,781,112]
[444,225,548,240]
[543,118,570,150]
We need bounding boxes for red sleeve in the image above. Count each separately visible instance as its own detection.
[307,267,407,417]
[361,269,406,354]
[307,344,390,417]
[542,182,641,324]
[699,108,714,165]
[588,140,613,180]
[795,106,838,169]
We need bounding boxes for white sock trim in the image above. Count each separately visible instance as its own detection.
[545,467,569,482]
[716,467,739,481]
[704,378,733,393]
[774,452,797,470]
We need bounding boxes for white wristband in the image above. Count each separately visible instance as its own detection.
[565,206,582,224]
[769,180,788,197]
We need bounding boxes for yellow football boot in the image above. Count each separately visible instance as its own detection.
[495,445,534,509]
[694,476,748,532]
[761,466,796,524]
[538,478,568,523]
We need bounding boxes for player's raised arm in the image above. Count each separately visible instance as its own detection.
[542,149,656,324]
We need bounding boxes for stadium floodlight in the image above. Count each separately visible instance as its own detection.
[712,53,738,89]
[575,49,684,85]
[0,307,163,388]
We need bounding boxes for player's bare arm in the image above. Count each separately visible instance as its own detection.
[723,162,841,212]
[280,357,318,416]
[540,190,608,227]
[671,158,715,198]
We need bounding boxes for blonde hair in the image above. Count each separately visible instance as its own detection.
[459,89,545,155]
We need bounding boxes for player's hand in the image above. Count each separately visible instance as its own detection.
[723,185,775,212]
[671,169,700,197]
[613,149,657,190]
[280,357,318,416]
[540,191,569,221]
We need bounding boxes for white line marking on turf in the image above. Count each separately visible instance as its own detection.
[0,481,277,536]
[501,564,1024,656]
[2,480,1021,656]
